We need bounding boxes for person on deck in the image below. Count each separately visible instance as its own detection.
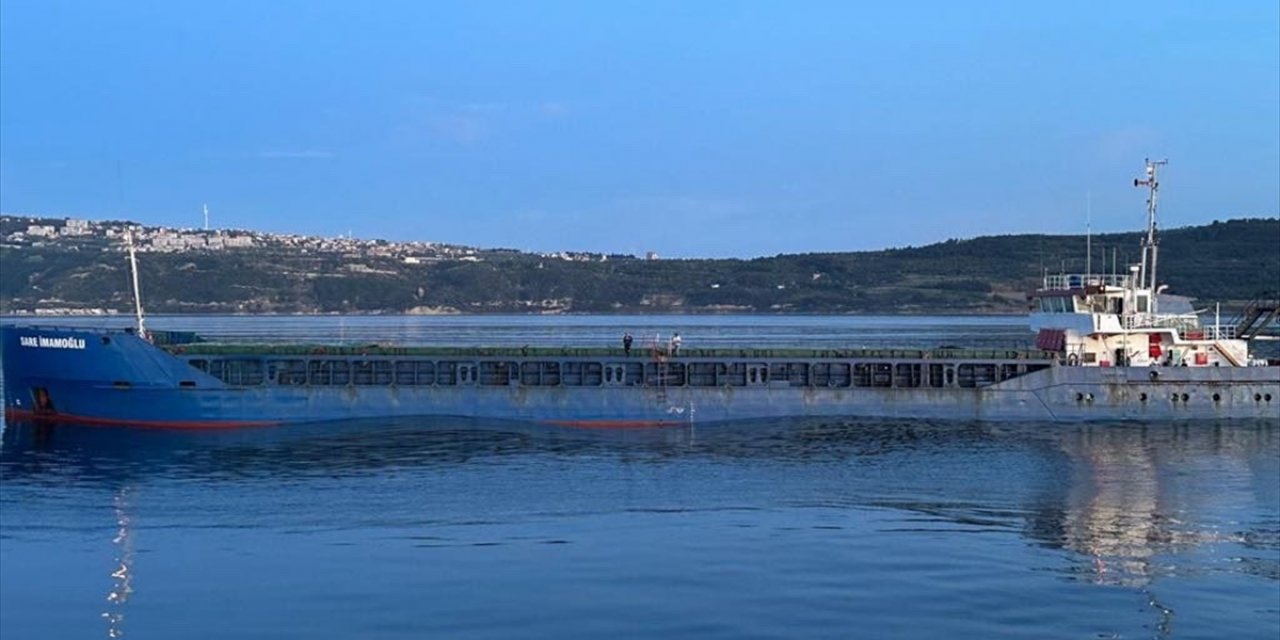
[622,332,633,356]
[669,332,682,357]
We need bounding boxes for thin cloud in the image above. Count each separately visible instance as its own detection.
[1096,128,1163,164]
[431,114,491,143]
[393,98,569,146]
[256,150,336,160]
[459,102,507,114]
[611,195,752,222]
[539,102,569,118]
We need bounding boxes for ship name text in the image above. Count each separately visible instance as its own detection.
[19,335,86,350]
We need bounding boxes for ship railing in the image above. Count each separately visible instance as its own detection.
[1202,324,1238,340]
[1122,312,1201,333]
[1119,313,1243,341]
[162,343,1061,361]
[0,322,189,342]
[1042,273,1132,291]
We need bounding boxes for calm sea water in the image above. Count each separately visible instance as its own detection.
[2,316,1277,639]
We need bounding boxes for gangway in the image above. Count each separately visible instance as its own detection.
[1233,291,1280,340]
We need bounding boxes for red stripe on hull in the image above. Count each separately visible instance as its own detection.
[544,419,687,429]
[3,408,281,430]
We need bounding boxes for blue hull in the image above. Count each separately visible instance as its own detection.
[3,325,1279,427]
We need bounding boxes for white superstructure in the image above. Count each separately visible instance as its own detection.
[1029,159,1272,370]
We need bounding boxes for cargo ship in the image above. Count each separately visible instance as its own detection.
[2,160,1278,427]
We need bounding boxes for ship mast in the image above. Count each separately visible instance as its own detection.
[1133,158,1167,312]
[1086,190,1092,284]
[124,226,148,341]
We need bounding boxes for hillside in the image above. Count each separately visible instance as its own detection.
[1,218,1276,315]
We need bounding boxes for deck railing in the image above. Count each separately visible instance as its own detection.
[1203,324,1238,340]
[1118,314,1241,340]
[1042,273,1133,291]
[1123,312,1200,333]
[164,343,1060,362]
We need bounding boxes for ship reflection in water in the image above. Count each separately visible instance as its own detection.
[1,417,1276,638]
[1062,428,1167,586]
[1049,424,1278,588]
[103,486,135,639]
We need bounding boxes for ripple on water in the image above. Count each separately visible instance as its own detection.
[2,412,1277,638]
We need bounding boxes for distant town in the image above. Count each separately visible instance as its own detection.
[0,214,648,264]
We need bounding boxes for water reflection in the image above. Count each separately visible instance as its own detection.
[1058,427,1166,586]
[2,418,1276,597]
[103,486,135,639]
[1049,424,1278,587]
[0,418,1055,487]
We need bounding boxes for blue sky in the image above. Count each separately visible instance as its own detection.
[1,1,1277,257]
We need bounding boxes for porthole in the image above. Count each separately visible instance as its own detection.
[1139,392,1148,402]
[1257,393,1264,402]
[1086,393,1094,403]
[1171,393,1179,402]
[1181,393,1190,402]
[1076,392,1084,402]
[1212,393,1221,403]
[1267,394,1273,402]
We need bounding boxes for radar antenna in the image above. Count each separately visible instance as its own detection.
[1133,158,1167,312]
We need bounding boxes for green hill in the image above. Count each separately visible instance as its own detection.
[1,218,1276,314]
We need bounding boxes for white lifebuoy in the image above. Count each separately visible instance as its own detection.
[1066,353,1080,366]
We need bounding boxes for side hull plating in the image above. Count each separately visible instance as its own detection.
[3,326,1277,428]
